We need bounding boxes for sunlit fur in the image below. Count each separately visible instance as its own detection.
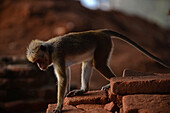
[26,40,43,63]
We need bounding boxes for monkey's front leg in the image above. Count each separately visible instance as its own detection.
[65,67,71,95]
[67,60,93,97]
[54,64,67,113]
[101,83,110,90]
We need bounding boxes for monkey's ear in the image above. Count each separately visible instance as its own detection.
[40,44,47,51]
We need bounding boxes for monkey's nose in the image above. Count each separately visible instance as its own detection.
[42,65,48,71]
[39,66,47,71]
[41,68,47,71]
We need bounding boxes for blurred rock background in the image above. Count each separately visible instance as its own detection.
[0,0,169,113]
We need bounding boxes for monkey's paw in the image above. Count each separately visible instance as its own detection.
[101,84,110,91]
[66,89,87,97]
[53,109,61,113]
[53,105,63,113]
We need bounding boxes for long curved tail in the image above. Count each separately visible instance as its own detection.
[102,29,170,69]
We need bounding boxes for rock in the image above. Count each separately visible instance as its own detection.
[123,69,170,77]
[37,86,56,99]
[122,94,170,113]
[87,109,112,113]
[64,90,108,105]
[107,89,122,108]
[107,89,117,101]
[0,78,48,89]
[119,108,123,113]
[110,75,170,95]
[4,99,51,112]
[76,104,104,111]
[122,69,155,77]
[4,100,29,112]
[104,101,118,112]
[154,73,170,76]
[138,109,156,113]
[0,64,40,78]
[116,95,123,108]
[46,104,84,113]
[46,103,111,113]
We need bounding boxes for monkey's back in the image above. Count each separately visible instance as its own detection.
[47,30,111,56]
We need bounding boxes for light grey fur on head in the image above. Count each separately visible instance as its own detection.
[26,39,43,62]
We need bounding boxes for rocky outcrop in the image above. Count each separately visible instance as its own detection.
[64,90,108,105]
[47,90,111,113]
[46,69,170,113]
[110,74,170,95]
[122,94,170,113]
[109,70,170,113]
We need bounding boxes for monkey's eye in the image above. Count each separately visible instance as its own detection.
[40,45,46,51]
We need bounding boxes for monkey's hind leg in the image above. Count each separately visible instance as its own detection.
[93,38,116,90]
[95,64,115,90]
[66,60,93,97]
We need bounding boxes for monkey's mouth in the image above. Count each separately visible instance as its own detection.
[37,63,48,71]
[36,59,48,71]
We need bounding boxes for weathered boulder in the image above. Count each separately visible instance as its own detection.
[64,90,108,105]
[46,103,111,113]
[122,94,170,113]
[122,69,155,77]
[76,104,104,111]
[110,74,170,95]
[46,104,84,113]
[104,101,118,112]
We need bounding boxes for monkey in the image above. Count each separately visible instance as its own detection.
[26,29,170,113]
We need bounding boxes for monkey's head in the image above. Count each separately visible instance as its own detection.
[26,40,52,71]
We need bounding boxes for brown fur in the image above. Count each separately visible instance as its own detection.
[26,29,169,113]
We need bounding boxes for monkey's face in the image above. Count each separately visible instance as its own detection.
[27,40,52,71]
[35,46,52,71]
[35,53,51,71]
[36,58,48,71]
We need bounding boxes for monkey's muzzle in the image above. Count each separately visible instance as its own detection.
[36,59,48,71]
[37,63,48,71]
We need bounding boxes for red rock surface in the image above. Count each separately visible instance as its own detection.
[104,101,118,112]
[4,99,51,112]
[46,104,111,113]
[76,104,104,111]
[123,69,156,77]
[116,95,123,108]
[45,70,170,113]
[107,89,122,108]
[107,89,117,101]
[119,108,123,113]
[123,69,170,77]
[110,74,170,95]
[64,90,108,105]
[86,109,112,113]
[122,94,170,113]
[46,104,84,113]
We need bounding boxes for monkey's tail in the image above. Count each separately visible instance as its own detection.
[102,29,170,69]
